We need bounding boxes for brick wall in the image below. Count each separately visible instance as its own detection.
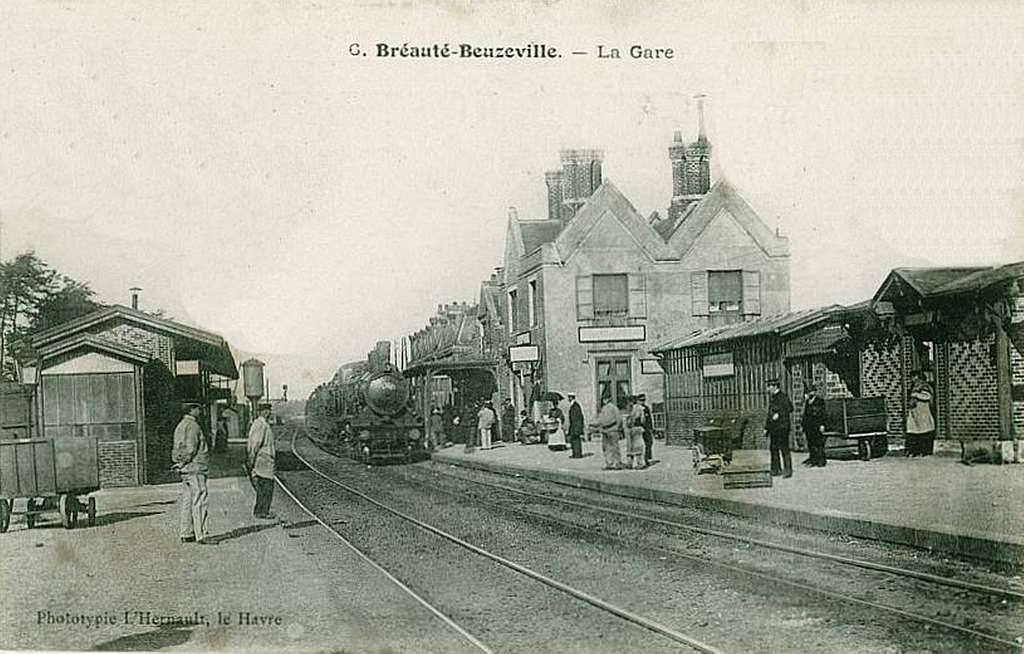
[948,335,1001,440]
[1012,298,1024,436]
[98,440,138,487]
[789,360,853,450]
[91,322,175,371]
[861,341,904,436]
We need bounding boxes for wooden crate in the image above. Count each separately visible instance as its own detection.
[721,464,773,489]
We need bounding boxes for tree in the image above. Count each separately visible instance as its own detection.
[0,252,102,380]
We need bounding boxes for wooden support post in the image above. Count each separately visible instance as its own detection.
[995,321,1013,440]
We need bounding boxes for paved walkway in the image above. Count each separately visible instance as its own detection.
[0,445,475,653]
[433,440,1024,565]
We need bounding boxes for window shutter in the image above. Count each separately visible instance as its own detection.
[627,273,647,318]
[742,270,762,315]
[690,271,709,316]
[576,275,594,320]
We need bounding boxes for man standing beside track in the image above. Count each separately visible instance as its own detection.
[172,403,211,544]
[247,403,277,520]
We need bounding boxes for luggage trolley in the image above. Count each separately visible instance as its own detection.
[0,436,100,533]
[692,417,737,474]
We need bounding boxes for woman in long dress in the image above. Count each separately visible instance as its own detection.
[906,372,936,457]
[547,402,568,451]
[595,394,622,469]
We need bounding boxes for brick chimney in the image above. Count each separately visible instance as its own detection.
[668,95,712,222]
[559,149,604,219]
[129,287,142,310]
[544,171,564,221]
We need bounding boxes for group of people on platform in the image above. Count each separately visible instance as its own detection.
[592,393,656,470]
[423,369,937,474]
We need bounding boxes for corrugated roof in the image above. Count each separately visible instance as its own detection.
[930,261,1024,297]
[651,305,846,352]
[892,267,992,297]
[519,220,565,253]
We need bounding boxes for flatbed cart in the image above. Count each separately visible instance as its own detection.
[823,397,889,460]
[0,436,99,532]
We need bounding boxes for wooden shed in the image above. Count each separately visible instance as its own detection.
[30,305,237,486]
[652,305,864,450]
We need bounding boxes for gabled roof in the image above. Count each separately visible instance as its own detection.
[653,202,698,240]
[873,267,993,304]
[666,179,789,258]
[651,305,847,352]
[32,304,238,378]
[930,261,1024,297]
[36,334,152,365]
[554,180,676,262]
[478,283,501,323]
[519,220,565,254]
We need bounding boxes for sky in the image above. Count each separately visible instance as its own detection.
[1,1,1021,398]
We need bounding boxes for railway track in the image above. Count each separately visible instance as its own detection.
[273,470,493,654]
[286,432,722,654]
[296,432,1023,651]
[401,463,1023,652]
[423,464,1024,602]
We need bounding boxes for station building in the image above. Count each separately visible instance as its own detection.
[497,115,791,416]
[404,302,500,443]
[652,261,1024,458]
[28,303,237,486]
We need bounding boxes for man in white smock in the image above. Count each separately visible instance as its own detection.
[247,403,276,519]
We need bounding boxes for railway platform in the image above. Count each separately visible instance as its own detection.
[0,443,477,653]
[432,441,1024,566]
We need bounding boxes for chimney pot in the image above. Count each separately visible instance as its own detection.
[129,287,142,310]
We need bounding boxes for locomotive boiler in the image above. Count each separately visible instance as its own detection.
[306,341,426,464]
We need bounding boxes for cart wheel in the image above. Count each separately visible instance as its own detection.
[87,497,97,527]
[25,500,37,529]
[59,495,78,530]
[0,499,10,533]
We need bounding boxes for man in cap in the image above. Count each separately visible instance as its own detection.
[567,392,585,459]
[801,383,828,467]
[637,394,655,466]
[172,403,211,544]
[247,403,277,519]
[764,379,794,478]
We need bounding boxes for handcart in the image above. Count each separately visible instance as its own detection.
[692,417,737,474]
[0,436,99,533]
[823,397,889,461]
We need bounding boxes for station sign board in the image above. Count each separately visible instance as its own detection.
[509,344,540,363]
[578,325,646,343]
[640,358,663,375]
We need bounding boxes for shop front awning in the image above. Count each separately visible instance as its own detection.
[403,357,498,378]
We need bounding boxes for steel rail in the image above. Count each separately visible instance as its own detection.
[429,465,1024,603]
[290,434,725,654]
[412,467,1023,652]
[273,465,493,654]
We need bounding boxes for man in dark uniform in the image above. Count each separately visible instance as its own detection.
[764,379,794,478]
[801,383,828,467]
[567,392,585,458]
[637,394,654,466]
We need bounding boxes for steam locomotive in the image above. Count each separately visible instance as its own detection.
[306,341,426,464]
